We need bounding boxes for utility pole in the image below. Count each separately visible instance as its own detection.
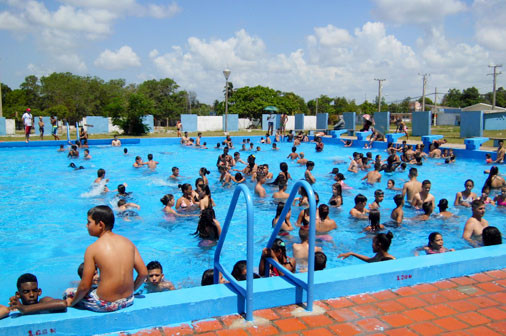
[188,92,191,114]
[419,73,429,112]
[374,78,385,112]
[488,65,502,110]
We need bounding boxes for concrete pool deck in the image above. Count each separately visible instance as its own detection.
[116,268,506,336]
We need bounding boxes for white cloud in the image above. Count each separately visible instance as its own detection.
[373,0,467,24]
[59,0,137,11]
[60,0,181,19]
[473,0,506,52]
[94,46,141,70]
[149,49,159,58]
[151,23,494,104]
[147,3,182,19]
[0,1,180,74]
[56,53,88,73]
[0,11,29,31]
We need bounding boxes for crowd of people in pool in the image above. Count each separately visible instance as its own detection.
[3,132,504,319]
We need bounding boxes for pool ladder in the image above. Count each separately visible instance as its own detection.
[214,181,317,321]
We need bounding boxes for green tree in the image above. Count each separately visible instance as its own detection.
[417,96,434,106]
[20,75,41,109]
[494,87,506,107]
[373,96,389,112]
[358,100,376,114]
[222,85,306,119]
[112,93,153,135]
[461,87,481,107]
[44,105,70,120]
[137,78,186,123]
[307,95,333,115]
[1,83,11,104]
[3,89,28,119]
[442,88,462,107]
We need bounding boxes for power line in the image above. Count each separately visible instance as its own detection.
[488,65,502,110]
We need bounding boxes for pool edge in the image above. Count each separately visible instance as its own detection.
[1,244,504,336]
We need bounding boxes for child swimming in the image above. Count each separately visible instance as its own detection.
[363,209,384,233]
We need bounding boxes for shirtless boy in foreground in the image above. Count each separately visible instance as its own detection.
[66,206,147,312]
[462,200,488,247]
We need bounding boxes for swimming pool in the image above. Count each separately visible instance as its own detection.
[0,137,504,304]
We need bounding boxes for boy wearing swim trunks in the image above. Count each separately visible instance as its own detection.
[9,273,67,315]
[66,206,147,312]
[50,116,60,140]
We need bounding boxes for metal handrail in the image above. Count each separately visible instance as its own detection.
[264,180,316,311]
[214,184,255,321]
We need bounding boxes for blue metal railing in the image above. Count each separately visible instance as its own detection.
[75,122,79,141]
[264,180,317,311]
[214,184,255,321]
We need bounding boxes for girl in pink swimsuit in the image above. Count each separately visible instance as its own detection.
[493,187,506,206]
[423,232,454,254]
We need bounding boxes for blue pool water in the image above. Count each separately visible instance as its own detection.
[0,138,503,302]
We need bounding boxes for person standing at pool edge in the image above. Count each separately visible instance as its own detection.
[267,112,276,135]
[50,116,60,140]
[22,108,33,143]
[38,116,44,140]
[66,206,147,312]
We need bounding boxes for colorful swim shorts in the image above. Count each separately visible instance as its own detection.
[65,288,134,312]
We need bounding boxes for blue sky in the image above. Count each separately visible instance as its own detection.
[0,0,504,105]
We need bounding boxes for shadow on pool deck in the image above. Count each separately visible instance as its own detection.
[118,268,506,336]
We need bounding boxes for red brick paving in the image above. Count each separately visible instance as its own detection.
[125,268,506,335]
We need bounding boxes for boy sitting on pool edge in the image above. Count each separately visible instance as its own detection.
[66,205,147,312]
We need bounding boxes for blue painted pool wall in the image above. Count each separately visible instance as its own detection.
[316,113,328,130]
[33,117,52,135]
[262,114,280,131]
[0,117,6,135]
[86,116,109,134]
[294,114,304,130]
[1,245,503,336]
[342,112,356,135]
[142,115,154,133]
[0,136,497,162]
[181,114,198,132]
[222,114,238,131]
[373,112,389,135]
[412,111,431,136]
[483,112,506,130]
[460,111,483,138]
